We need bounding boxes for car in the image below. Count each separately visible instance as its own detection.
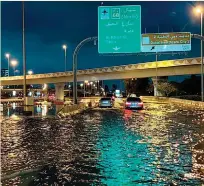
[95,92,100,96]
[128,93,137,98]
[125,97,143,110]
[99,97,113,108]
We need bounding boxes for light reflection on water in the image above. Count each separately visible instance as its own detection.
[1,103,58,118]
[1,103,204,185]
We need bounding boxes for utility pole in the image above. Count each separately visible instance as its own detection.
[22,1,27,102]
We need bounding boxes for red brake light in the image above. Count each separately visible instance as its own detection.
[126,102,131,105]
[138,102,143,106]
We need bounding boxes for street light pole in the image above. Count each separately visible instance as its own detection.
[84,83,85,97]
[200,12,203,102]
[73,36,97,104]
[63,44,68,92]
[5,54,10,76]
[156,52,158,97]
[8,56,10,76]
[63,45,67,72]
[22,1,27,100]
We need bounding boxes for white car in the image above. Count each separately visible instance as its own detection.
[128,94,137,98]
[95,92,100,96]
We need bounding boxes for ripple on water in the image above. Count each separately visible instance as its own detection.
[1,104,204,185]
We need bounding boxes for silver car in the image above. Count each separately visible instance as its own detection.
[125,97,143,110]
[99,97,113,108]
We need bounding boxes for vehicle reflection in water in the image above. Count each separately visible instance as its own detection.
[2,103,56,117]
[1,102,204,185]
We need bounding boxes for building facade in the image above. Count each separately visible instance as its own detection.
[1,69,9,77]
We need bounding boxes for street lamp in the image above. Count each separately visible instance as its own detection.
[10,60,18,76]
[5,53,10,76]
[28,70,33,75]
[11,60,18,90]
[194,6,203,101]
[62,44,67,72]
[95,80,99,91]
[80,83,83,88]
[84,80,88,97]
[63,44,69,91]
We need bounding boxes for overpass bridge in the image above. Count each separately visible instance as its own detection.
[0,57,201,100]
[0,57,201,86]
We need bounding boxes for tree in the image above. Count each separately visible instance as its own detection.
[124,78,150,95]
[146,83,154,94]
[135,78,149,95]
[112,84,117,91]
[181,75,201,95]
[124,79,131,94]
[157,82,177,97]
[104,85,109,93]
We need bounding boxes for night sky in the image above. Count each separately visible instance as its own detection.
[1,1,203,84]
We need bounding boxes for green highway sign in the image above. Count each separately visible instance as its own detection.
[98,5,141,54]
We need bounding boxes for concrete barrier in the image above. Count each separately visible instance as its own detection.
[141,96,204,109]
[57,103,87,118]
[63,103,86,113]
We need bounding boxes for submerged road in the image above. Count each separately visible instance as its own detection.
[1,101,204,185]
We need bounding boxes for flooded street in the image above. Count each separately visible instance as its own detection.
[1,101,204,185]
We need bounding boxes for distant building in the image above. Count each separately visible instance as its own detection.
[1,69,9,77]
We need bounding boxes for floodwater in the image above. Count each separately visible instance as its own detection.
[1,103,57,117]
[1,102,204,185]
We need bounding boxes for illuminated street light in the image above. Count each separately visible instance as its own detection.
[62,44,69,93]
[84,81,88,97]
[11,60,17,67]
[195,7,202,13]
[5,53,10,58]
[80,83,83,87]
[10,60,18,76]
[62,44,67,72]
[62,44,67,50]
[28,70,33,75]
[194,6,203,101]
[5,53,10,76]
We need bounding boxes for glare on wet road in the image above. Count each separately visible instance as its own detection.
[1,102,204,185]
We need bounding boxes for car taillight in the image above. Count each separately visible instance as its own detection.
[126,102,131,105]
[112,96,115,99]
[138,102,143,106]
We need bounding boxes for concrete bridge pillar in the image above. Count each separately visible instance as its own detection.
[152,76,168,96]
[41,84,49,101]
[55,83,64,101]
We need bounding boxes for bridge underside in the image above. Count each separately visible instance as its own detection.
[1,65,200,86]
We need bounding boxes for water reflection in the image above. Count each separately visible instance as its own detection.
[1,103,204,185]
[2,104,56,118]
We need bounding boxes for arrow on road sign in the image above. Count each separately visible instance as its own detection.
[113,46,121,51]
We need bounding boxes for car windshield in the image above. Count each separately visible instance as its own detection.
[127,97,141,102]
[101,98,111,101]
[106,94,113,97]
